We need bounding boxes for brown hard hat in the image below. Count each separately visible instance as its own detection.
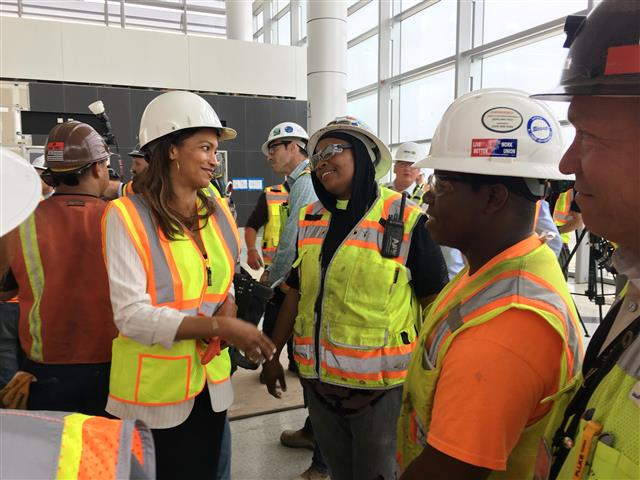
[45,121,110,172]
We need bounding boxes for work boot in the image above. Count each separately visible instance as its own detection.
[293,465,329,480]
[280,428,314,450]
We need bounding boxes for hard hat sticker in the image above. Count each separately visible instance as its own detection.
[46,141,65,162]
[527,116,553,143]
[604,45,640,76]
[481,107,523,133]
[272,128,281,136]
[284,125,294,133]
[471,139,518,158]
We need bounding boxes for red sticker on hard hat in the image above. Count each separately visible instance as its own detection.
[46,141,65,162]
[604,45,640,76]
[471,139,518,158]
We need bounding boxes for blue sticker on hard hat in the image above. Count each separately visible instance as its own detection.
[471,139,518,158]
[527,116,553,143]
[284,125,294,133]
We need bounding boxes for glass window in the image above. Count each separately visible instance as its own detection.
[397,69,455,142]
[256,33,264,43]
[271,11,290,45]
[348,93,378,134]
[481,0,588,45]
[399,0,457,73]
[254,11,264,32]
[347,34,378,91]
[348,1,378,40]
[271,0,288,17]
[479,34,570,120]
[300,0,307,40]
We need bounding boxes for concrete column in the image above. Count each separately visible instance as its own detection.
[307,0,347,133]
[225,0,252,42]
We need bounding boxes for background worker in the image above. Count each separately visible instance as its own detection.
[396,89,583,480]
[264,116,449,480]
[31,155,55,198]
[386,141,428,205]
[102,90,275,479]
[117,144,148,197]
[532,2,640,478]
[550,185,583,273]
[0,121,118,414]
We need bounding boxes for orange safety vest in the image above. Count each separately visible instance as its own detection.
[11,195,116,364]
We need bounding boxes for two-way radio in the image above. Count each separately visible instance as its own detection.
[381,192,407,258]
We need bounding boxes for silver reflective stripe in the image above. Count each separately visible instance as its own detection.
[324,348,411,374]
[199,302,218,317]
[115,419,156,480]
[128,195,175,305]
[428,310,455,365]
[210,195,240,261]
[179,308,198,317]
[428,275,581,374]
[205,185,216,198]
[618,333,640,379]
[0,410,65,479]
[294,343,313,360]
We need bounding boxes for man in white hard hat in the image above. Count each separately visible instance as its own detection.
[530,2,640,478]
[260,122,327,479]
[396,88,583,479]
[386,142,428,205]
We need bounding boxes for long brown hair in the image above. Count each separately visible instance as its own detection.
[133,127,217,240]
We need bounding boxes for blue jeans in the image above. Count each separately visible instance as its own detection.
[216,416,231,480]
[305,385,402,480]
[0,303,21,389]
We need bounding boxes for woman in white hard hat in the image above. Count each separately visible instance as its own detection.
[263,116,448,480]
[101,90,275,479]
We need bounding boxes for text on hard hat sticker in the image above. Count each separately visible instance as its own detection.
[481,107,523,133]
[527,116,553,143]
[470,139,518,158]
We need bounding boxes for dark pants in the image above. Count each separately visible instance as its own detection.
[0,302,21,389]
[152,388,226,480]
[262,288,294,366]
[23,360,111,416]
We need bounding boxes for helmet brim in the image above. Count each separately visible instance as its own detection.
[308,125,391,180]
[1,150,41,236]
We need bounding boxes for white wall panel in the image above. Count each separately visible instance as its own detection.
[0,17,307,99]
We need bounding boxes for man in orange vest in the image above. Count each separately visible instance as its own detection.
[0,121,118,415]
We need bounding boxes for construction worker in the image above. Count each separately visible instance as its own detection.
[118,144,148,197]
[386,141,429,205]
[396,89,584,479]
[551,185,583,273]
[244,182,289,270]
[31,154,55,198]
[0,122,118,414]
[530,2,640,478]
[0,148,40,392]
[102,90,275,479]
[264,116,449,480]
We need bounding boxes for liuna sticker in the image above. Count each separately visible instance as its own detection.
[527,116,553,143]
[481,107,523,133]
[471,139,518,158]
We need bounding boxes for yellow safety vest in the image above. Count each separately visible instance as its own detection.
[105,192,239,406]
[118,181,135,198]
[553,189,574,244]
[397,235,583,478]
[262,184,288,266]
[542,297,639,480]
[292,186,423,389]
[0,409,154,479]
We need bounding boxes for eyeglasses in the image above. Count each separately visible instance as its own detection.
[427,173,470,197]
[267,142,290,155]
[310,143,352,169]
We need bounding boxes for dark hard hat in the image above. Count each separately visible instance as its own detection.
[45,121,110,172]
[128,144,145,158]
[533,0,640,101]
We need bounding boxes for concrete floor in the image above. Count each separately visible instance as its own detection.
[228,276,615,479]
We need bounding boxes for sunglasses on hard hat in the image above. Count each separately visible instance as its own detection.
[310,143,352,169]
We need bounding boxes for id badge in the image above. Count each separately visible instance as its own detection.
[533,438,552,480]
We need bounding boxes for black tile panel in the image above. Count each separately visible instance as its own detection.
[63,85,99,113]
[216,95,245,151]
[29,83,65,112]
[244,97,271,153]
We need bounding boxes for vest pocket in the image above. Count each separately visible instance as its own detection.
[327,321,388,349]
[135,354,192,404]
[590,440,639,479]
[344,251,398,314]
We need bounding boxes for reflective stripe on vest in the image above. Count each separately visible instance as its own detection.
[553,189,573,244]
[293,186,423,388]
[262,184,288,265]
[106,193,239,405]
[0,410,155,480]
[397,235,583,478]
[18,213,45,361]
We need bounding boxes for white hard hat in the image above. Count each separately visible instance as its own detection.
[415,88,573,182]
[307,116,391,180]
[393,142,426,165]
[31,154,46,170]
[138,90,237,149]
[1,148,41,236]
[261,122,309,155]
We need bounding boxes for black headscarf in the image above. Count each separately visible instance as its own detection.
[311,131,378,267]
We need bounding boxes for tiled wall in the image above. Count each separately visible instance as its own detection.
[27,82,307,225]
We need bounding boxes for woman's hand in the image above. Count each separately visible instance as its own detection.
[216,316,275,364]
